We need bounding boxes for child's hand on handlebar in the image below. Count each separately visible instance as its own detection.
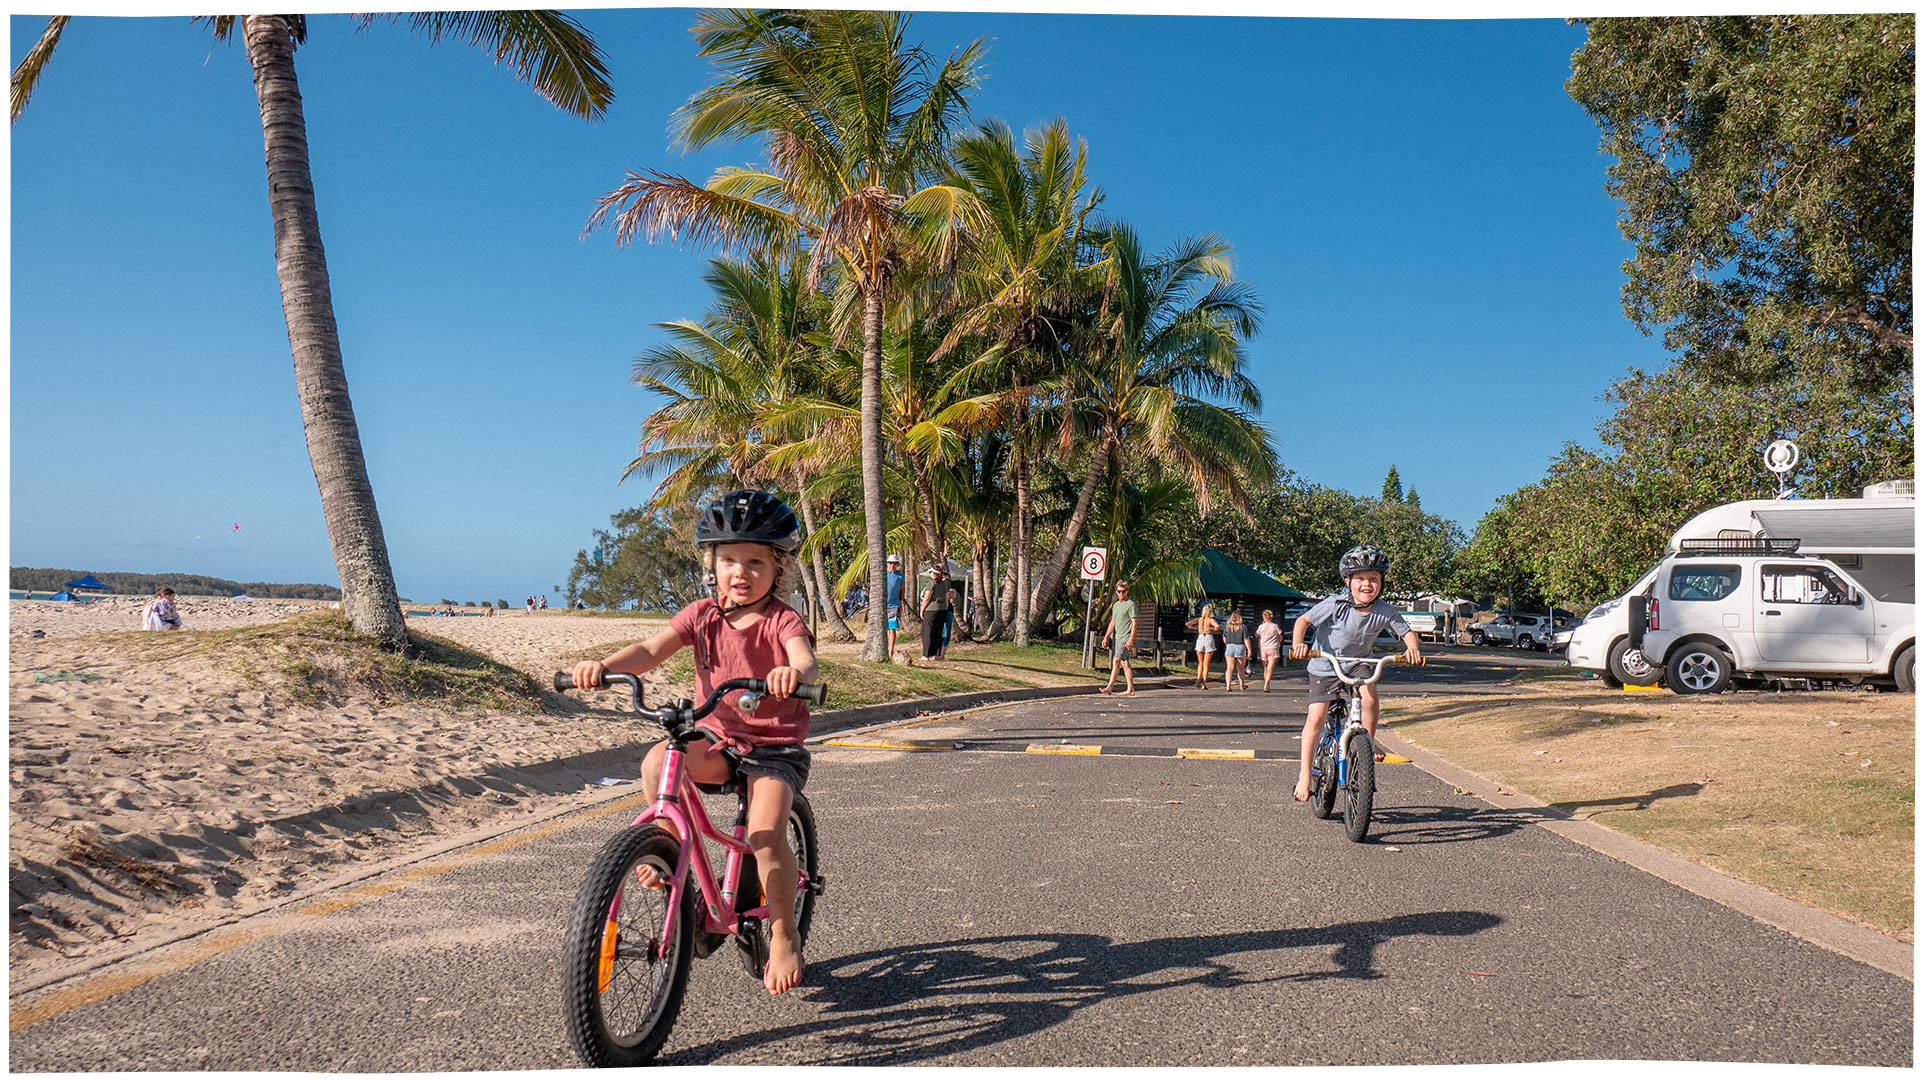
[764,665,800,699]
[1290,642,1309,660]
[570,660,608,690]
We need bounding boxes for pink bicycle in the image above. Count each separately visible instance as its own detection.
[553,670,827,1066]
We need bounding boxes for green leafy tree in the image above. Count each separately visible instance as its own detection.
[588,9,985,662]
[12,13,613,646]
[1567,15,1914,395]
[566,506,704,612]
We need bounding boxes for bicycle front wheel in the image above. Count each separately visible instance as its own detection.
[561,826,693,1067]
[1343,731,1375,843]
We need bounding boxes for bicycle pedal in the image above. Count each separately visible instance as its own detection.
[807,874,827,897]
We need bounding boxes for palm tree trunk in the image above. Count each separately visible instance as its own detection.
[970,537,990,638]
[243,15,406,647]
[1029,435,1114,628]
[858,284,891,662]
[1013,430,1033,647]
[797,494,854,641]
[794,551,821,633]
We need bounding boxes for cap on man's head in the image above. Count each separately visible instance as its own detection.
[885,553,900,564]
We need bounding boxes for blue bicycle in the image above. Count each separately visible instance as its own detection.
[1305,651,1418,842]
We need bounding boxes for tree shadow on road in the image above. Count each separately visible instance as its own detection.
[663,909,1500,1065]
[1550,782,1705,817]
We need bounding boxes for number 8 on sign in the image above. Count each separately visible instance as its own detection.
[1080,546,1108,581]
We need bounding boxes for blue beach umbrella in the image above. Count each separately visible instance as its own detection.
[62,575,111,591]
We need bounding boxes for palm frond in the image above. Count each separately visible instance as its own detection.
[360,10,614,120]
[10,16,70,124]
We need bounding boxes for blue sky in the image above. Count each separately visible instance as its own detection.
[10,7,1670,603]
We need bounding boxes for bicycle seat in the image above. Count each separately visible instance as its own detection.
[693,777,742,796]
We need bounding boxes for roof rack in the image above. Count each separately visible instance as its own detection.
[1677,537,1802,557]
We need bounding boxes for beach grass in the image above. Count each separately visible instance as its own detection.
[96,611,544,713]
[1384,673,1915,939]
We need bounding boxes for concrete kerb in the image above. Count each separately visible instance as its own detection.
[1372,727,1915,982]
[8,678,1177,1003]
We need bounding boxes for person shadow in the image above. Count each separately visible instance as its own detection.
[662,909,1501,1065]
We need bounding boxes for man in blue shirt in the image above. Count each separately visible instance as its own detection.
[884,553,906,660]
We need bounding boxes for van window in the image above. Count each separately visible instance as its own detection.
[1669,565,1741,602]
[1761,565,1852,605]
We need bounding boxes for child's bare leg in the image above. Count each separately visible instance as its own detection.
[1359,684,1384,759]
[1295,701,1329,800]
[632,738,730,888]
[1262,655,1277,690]
[744,773,804,995]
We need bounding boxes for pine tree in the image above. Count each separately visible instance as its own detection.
[1381,466,1404,502]
[1406,486,1421,509]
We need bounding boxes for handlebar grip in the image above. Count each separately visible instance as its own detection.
[1393,653,1426,666]
[554,671,576,691]
[795,682,827,705]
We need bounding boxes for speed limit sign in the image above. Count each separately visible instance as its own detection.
[1080,546,1108,581]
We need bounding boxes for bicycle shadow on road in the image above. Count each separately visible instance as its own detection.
[1366,805,1560,846]
[663,909,1501,1065]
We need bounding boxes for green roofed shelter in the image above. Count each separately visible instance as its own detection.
[1192,548,1310,605]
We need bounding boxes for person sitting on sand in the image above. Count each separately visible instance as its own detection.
[570,489,817,997]
[143,588,183,631]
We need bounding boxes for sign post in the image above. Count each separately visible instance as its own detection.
[1079,546,1108,668]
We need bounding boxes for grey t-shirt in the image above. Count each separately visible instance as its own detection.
[1301,594,1411,676]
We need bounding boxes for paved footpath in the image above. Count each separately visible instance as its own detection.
[9,656,1912,1068]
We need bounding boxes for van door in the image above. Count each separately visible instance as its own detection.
[1753,563,1872,664]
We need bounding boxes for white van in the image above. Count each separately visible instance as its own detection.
[1638,543,1912,693]
[1565,488,1915,688]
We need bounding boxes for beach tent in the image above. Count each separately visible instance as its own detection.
[62,575,111,592]
[232,594,254,602]
[47,591,78,601]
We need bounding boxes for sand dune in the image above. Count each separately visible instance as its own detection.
[8,602,689,989]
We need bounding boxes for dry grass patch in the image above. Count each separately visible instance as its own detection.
[1386,676,1914,939]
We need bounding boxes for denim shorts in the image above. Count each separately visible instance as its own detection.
[1225,642,1249,659]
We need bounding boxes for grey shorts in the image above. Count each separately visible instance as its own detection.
[1111,644,1134,662]
[695,729,812,793]
[1306,673,1349,704]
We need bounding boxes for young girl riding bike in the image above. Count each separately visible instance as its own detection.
[569,490,818,995]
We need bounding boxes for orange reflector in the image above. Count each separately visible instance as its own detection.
[597,920,619,991]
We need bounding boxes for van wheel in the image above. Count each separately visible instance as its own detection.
[1666,642,1732,694]
[1607,638,1660,686]
[1894,646,1914,694]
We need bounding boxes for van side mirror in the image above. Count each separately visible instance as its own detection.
[1850,587,1865,606]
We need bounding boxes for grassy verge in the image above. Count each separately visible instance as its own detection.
[1385,671,1915,939]
[95,611,543,712]
[813,639,1127,711]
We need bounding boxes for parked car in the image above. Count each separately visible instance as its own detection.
[1549,615,1582,651]
[1471,613,1551,650]
[1638,544,1914,693]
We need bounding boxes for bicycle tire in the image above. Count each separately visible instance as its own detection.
[561,826,693,1067]
[1343,730,1375,843]
[732,793,821,979]
[1309,733,1337,820]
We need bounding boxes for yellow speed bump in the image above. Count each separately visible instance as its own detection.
[1177,748,1254,759]
[1025,743,1103,755]
[1378,753,1413,764]
[1621,683,1664,692]
[824,737,957,750]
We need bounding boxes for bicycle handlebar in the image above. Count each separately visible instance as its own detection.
[553,671,827,731]
[1303,650,1423,687]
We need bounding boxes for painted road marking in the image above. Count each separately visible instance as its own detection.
[824,738,958,750]
[1177,748,1255,759]
[10,791,654,1032]
[1024,744,1103,755]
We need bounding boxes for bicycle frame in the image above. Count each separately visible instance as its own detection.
[1312,653,1397,788]
[623,739,770,957]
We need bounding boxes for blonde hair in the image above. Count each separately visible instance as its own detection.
[1226,609,1244,629]
[1261,609,1274,621]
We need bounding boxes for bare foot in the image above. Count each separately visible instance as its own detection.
[764,931,804,995]
[632,862,665,889]
[1118,689,1136,697]
[1293,780,1310,802]
[1098,685,1112,694]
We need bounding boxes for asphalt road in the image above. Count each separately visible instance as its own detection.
[10,648,1912,1068]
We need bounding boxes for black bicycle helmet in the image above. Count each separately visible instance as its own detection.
[1338,544,1390,579]
[695,489,803,554]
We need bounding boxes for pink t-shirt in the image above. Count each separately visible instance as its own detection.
[1256,621,1283,653]
[668,597,812,748]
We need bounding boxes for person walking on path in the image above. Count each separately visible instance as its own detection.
[1186,603,1221,688]
[884,554,907,663]
[1221,608,1251,690]
[920,565,954,660]
[143,588,183,631]
[1098,580,1139,696]
[1256,608,1285,691]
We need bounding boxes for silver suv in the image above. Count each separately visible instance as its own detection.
[1471,613,1551,650]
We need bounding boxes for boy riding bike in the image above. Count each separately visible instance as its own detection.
[570,489,818,995]
[1290,545,1423,802]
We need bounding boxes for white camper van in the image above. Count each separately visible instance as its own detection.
[1565,485,1915,689]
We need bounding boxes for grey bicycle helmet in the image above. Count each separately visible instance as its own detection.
[695,489,803,554]
[1338,544,1390,579]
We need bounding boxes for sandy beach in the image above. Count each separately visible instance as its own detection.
[8,599,692,989]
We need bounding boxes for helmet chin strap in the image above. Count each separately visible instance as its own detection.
[705,549,772,614]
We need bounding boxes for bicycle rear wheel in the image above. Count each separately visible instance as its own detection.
[561,826,693,1067]
[1308,730,1338,820]
[1343,730,1375,843]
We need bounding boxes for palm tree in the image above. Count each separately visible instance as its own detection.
[1025,223,1275,623]
[941,116,1101,646]
[586,9,984,662]
[13,13,614,645]
[622,254,857,641]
